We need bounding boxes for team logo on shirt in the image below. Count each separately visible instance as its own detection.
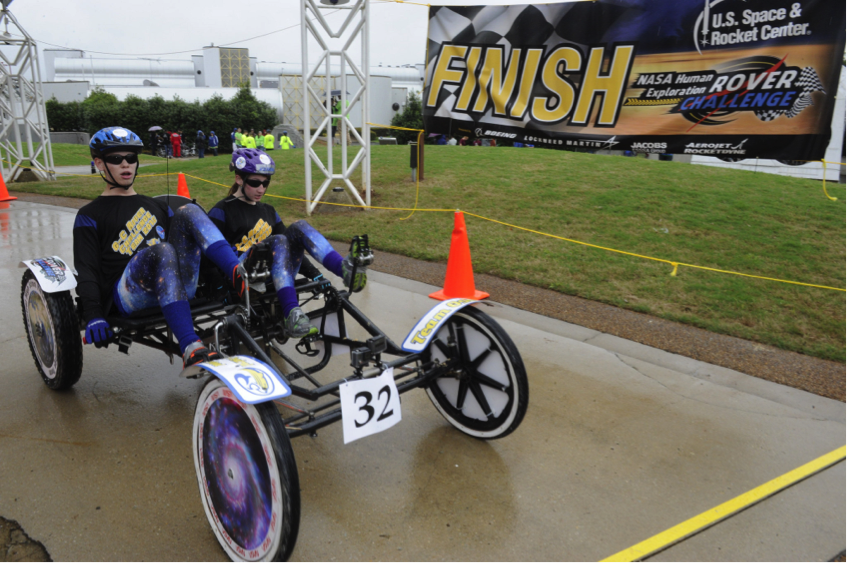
[236,219,272,252]
[112,207,158,256]
[156,225,166,239]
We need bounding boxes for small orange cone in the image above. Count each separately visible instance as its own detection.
[429,211,489,301]
[0,170,16,202]
[177,173,191,198]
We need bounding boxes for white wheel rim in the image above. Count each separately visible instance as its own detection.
[426,313,519,438]
[24,279,57,379]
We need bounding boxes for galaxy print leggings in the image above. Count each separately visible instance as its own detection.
[240,220,339,290]
[113,204,229,315]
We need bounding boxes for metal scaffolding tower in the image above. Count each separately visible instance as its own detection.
[301,0,370,215]
[0,3,54,182]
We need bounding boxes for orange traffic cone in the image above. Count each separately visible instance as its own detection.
[0,170,16,202]
[429,211,489,301]
[177,173,191,198]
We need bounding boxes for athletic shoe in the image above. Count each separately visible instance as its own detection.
[183,341,222,368]
[341,257,367,293]
[284,307,318,338]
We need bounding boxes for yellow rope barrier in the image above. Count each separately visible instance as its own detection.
[820,160,839,201]
[367,122,426,220]
[461,212,846,292]
[17,161,847,293]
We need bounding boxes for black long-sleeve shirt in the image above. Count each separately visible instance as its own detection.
[73,195,172,322]
[209,197,321,280]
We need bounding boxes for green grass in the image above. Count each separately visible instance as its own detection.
[12,145,846,362]
[1,142,161,168]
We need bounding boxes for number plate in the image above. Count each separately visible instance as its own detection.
[339,368,402,444]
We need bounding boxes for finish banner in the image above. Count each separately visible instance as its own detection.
[423,0,845,160]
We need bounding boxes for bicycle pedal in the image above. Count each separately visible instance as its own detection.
[350,234,374,267]
[295,334,321,357]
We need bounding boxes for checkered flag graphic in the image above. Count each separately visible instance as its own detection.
[754,108,785,122]
[426,3,632,124]
[786,92,814,118]
[794,66,826,95]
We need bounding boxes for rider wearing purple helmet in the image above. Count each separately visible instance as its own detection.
[209,149,367,338]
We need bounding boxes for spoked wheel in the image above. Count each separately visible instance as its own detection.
[193,378,300,562]
[20,270,83,390]
[423,306,528,439]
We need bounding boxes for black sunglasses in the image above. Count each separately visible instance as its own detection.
[244,178,271,188]
[103,153,139,165]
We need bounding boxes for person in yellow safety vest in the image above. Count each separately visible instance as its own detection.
[244,132,257,149]
[264,130,275,151]
[279,131,295,150]
[256,130,266,151]
[234,128,243,148]
[331,97,340,145]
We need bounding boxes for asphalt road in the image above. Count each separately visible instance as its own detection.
[0,199,843,561]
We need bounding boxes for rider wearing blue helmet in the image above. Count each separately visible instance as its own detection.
[74,126,247,367]
[209,148,366,338]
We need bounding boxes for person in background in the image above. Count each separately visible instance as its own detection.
[489,139,496,147]
[459,136,469,146]
[208,130,219,156]
[172,130,182,158]
[244,131,257,149]
[331,96,340,145]
[472,138,482,146]
[164,131,173,158]
[447,136,458,146]
[436,134,447,145]
[234,127,244,149]
[256,130,266,152]
[264,129,275,151]
[149,131,159,156]
[279,131,295,150]
[196,130,207,159]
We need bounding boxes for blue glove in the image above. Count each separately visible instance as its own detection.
[85,318,113,347]
[312,274,331,291]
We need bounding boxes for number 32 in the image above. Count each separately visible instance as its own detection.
[354,385,394,428]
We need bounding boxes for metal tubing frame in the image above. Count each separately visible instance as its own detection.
[301,0,371,215]
[0,9,54,182]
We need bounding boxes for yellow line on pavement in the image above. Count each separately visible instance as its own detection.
[600,445,846,562]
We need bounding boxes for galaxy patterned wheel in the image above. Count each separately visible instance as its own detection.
[193,377,300,562]
[423,307,528,440]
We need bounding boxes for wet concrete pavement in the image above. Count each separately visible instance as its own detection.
[0,200,843,561]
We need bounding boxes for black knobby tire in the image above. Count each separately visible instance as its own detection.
[423,306,528,439]
[194,378,301,562]
[20,270,83,390]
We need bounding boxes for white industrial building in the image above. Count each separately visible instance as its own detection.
[42,47,424,130]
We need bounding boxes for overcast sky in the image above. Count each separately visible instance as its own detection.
[9,0,524,71]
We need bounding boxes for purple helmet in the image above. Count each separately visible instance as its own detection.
[230,148,275,176]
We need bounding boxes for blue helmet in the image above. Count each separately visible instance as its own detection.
[230,148,275,176]
[90,126,143,158]
[210,130,215,135]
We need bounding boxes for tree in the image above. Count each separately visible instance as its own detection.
[390,90,423,146]
[45,85,279,153]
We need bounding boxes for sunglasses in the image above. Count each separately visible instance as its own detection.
[244,178,271,188]
[103,153,139,165]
